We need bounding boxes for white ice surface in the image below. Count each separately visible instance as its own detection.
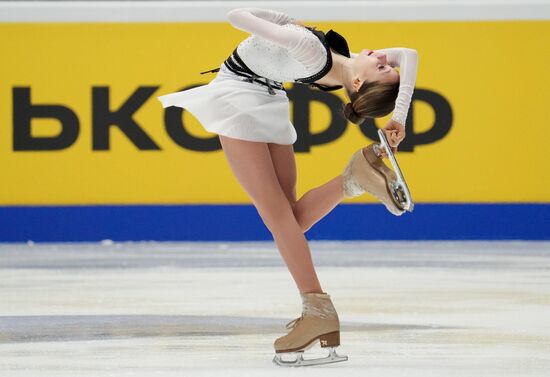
[0,241,549,376]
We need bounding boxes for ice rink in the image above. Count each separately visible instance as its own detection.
[1,241,549,376]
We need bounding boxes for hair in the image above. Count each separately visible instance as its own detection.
[342,79,400,125]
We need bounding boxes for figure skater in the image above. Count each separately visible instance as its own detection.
[158,7,418,366]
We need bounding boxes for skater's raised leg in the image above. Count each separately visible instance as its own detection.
[218,135,323,294]
[268,140,409,232]
[292,176,345,232]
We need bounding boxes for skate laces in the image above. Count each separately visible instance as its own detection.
[283,300,334,330]
[285,315,304,330]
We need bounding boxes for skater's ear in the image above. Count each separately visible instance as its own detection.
[351,76,363,92]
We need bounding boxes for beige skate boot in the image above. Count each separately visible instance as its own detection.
[273,292,348,367]
[342,143,406,216]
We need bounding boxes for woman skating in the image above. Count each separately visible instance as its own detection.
[158,7,418,366]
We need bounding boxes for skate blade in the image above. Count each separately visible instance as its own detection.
[273,347,348,367]
[377,129,414,212]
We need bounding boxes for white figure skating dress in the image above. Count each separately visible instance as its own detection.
[158,7,418,145]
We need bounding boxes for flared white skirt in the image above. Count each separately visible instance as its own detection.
[157,64,297,145]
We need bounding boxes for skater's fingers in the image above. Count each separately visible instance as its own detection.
[388,135,401,148]
[394,130,405,139]
[386,120,404,131]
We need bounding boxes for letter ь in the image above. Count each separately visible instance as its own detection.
[13,87,80,151]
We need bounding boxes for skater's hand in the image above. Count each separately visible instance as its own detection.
[381,119,405,158]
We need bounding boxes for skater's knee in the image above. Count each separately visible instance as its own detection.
[255,198,298,233]
[257,206,292,232]
[289,201,312,233]
[291,205,311,233]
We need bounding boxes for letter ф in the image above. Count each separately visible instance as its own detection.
[13,87,79,151]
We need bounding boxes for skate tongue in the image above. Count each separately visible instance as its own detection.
[300,292,330,300]
[300,293,336,319]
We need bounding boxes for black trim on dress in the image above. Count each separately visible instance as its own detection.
[201,49,285,95]
[293,27,351,92]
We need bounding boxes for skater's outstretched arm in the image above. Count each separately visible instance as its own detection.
[227,7,295,27]
[227,8,328,75]
[377,48,418,127]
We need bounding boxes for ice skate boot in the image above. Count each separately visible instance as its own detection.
[272,292,348,367]
[341,129,414,215]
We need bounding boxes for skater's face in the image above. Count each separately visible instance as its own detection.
[349,50,399,91]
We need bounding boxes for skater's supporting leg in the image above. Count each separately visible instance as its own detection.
[261,143,347,366]
[267,143,344,232]
[219,135,323,294]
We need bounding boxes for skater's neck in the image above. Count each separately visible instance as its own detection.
[313,50,354,91]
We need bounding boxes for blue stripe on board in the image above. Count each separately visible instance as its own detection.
[0,203,548,242]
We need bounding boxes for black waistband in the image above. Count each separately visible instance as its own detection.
[200,48,285,95]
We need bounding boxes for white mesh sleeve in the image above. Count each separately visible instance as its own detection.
[378,48,418,125]
[351,48,418,125]
[226,7,327,74]
[226,8,299,49]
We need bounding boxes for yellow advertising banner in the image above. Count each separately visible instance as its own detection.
[0,21,549,205]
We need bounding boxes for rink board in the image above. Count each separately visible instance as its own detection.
[1,203,549,242]
[0,6,549,242]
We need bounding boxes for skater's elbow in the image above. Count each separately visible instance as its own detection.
[405,48,418,62]
[226,8,246,25]
[399,48,417,56]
